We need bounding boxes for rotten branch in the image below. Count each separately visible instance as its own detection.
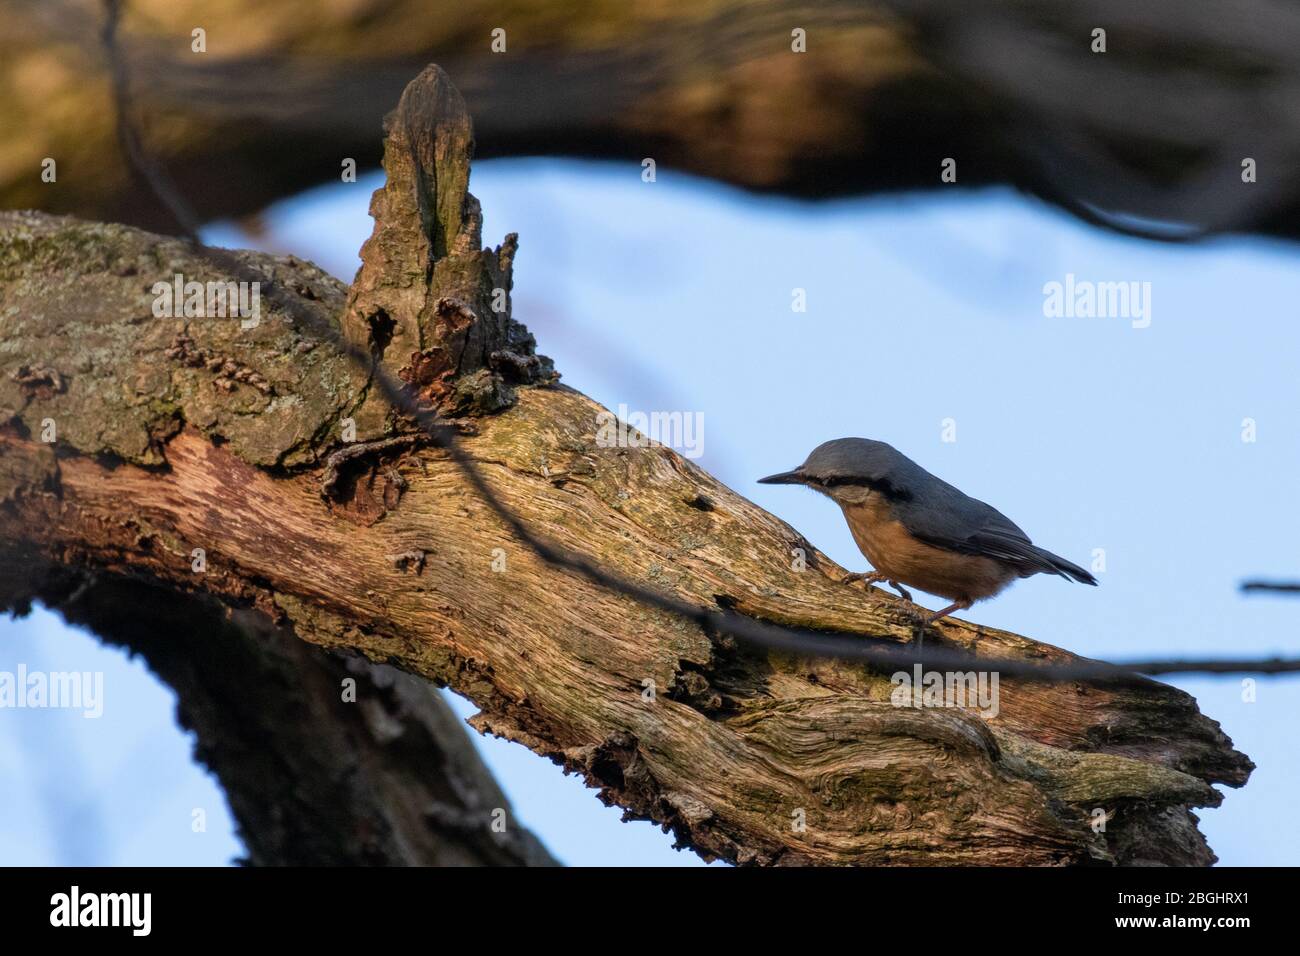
[0,60,1257,865]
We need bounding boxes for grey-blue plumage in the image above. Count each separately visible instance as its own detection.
[759,438,1097,595]
[826,439,1094,584]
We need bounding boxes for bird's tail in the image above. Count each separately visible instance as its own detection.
[1031,547,1098,586]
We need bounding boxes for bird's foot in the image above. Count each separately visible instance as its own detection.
[841,571,885,587]
[887,605,933,657]
[887,603,942,659]
[844,572,913,602]
[891,604,930,626]
[888,580,913,602]
[925,599,973,626]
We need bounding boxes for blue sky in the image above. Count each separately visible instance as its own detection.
[3,158,1298,865]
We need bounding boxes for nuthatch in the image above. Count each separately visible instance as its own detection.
[759,438,1096,623]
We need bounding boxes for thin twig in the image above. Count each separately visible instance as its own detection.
[1242,581,1300,595]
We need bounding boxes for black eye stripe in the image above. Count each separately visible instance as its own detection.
[812,475,912,502]
[817,476,864,487]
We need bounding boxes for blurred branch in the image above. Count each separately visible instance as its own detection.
[6,0,1299,241]
[1242,580,1300,595]
[0,556,557,865]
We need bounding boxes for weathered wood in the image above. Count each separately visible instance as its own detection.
[0,65,1252,865]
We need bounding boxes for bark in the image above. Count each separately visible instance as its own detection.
[4,0,1294,239]
[0,66,1252,866]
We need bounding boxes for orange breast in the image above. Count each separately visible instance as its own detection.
[841,498,1016,603]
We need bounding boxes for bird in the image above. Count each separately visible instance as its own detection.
[758,438,1097,624]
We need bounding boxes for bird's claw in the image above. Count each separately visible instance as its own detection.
[891,604,931,626]
[841,571,884,587]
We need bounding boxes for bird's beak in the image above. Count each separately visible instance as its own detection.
[757,469,805,485]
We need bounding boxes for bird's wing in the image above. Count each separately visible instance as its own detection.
[896,487,1096,584]
[900,493,1035,561]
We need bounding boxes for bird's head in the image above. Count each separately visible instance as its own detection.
[758,438,915,506]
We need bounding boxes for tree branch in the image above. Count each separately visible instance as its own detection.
[0,554,557,866]
[0,65,1253,865]
[5,0,1297,241]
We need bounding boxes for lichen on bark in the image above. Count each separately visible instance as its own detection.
[0,212,361,469]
